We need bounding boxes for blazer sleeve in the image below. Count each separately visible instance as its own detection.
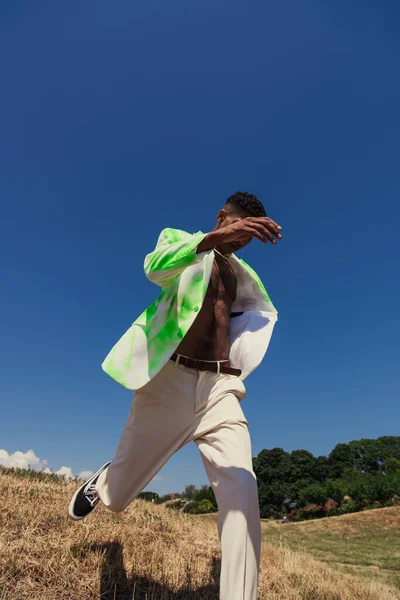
[144,228,208,287]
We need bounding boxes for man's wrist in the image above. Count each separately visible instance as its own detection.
[196,230,224,253]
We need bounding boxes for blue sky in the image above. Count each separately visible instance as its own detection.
[1,1,399,493]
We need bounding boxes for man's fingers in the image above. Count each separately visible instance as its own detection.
[269,223,282,238]
[251,230,268,243]
[243,224,272,243]
[267,217,282,231]
[244,222,277,244]
[247,217,282,237]
[264,219,282,238]
[263,228,276,244]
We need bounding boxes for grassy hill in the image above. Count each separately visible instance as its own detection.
[261,505,400,590]
[1,468,399,600]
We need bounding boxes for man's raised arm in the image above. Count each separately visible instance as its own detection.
[144,228,207,287]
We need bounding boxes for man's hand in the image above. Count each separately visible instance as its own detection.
[196,217,282,253]
[218,217,282,245]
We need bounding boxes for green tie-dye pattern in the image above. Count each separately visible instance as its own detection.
[144,298,159,324]
[143,228,206,288]
[102,228,275,390]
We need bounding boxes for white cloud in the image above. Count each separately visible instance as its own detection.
[0,448,48,470]
[54,466,74,479]
[0,449,89,480]
[78,470,94,481]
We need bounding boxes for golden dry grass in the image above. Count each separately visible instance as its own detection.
[261,506,400,590]
[1,470,399,599]
[267,505,400,535]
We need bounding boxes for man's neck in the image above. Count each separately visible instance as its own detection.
[215,246,233,258]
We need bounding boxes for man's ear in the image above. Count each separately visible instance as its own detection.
[217,209,227,223]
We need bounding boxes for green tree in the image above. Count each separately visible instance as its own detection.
[328,436,400,477]
[254,448,292,484]
[184,499,215,514]
[252,436,399,520]
[193,484,217,508]
[184,484,196,500]
[324,478,347,506]
[328,443,355,479]
[374,436,400,472]
[371,471,400,505]
[338,498,358,514]
[344,471,373,509]
[348,438,383,473]
[257,480,289,518]
[299,482,328,509]
[313,456,330,483]
[138,491,159,503]
[384,457,400,475]
[289,450,317,485]
[198,499,214,513]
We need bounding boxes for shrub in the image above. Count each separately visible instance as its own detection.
[338,499,357,515]
[184,499,216,514]
[165,499,184,511]
[137,491,160,503]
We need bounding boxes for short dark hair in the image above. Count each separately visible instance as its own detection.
[225,191,266,217]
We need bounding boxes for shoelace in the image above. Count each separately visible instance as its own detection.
[84,483,99,507]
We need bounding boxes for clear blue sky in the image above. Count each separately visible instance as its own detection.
[1,1,399,494]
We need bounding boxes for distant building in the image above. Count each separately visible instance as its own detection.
[324,498,337,512]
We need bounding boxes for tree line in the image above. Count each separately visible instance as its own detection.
[138,483,218,514]
[253,436,400,519]
[141,436,400,521]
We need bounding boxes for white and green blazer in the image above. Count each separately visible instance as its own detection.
[102,228,278,390]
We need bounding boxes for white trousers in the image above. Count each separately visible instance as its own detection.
[96,359,261,600]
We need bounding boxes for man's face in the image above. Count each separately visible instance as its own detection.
[216,209,253,255]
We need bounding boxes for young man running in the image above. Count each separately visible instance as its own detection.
[68,191,282,600]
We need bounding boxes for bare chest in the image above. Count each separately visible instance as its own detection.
[208,252,237,303]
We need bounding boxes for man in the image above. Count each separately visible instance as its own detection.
[68,191,282,600]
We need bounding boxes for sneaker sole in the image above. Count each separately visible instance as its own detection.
[68,461,110,521]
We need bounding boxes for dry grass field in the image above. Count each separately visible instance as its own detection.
[1,469,399,600]
[261,505,400,590]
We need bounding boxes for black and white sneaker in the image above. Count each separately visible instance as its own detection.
[68,462,111,521]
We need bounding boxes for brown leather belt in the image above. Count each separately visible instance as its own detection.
[170,353,241,377]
